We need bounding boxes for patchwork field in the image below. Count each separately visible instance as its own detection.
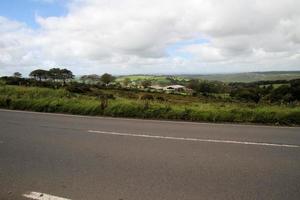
[116,71,300,84]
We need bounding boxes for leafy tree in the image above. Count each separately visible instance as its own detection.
[29,69,48,81]
[80,75,88,83]
[13,72,22,78]
[187,80,226,96]
[48,68,61,82]
[269,85,292,103]
[291,79,300,100]
[198,81,212,96]
[123,78,131,87]
[230,87,261,103]
[60,68,74,84]
[48,68,74,84]
[166,76,179,85]
[187,79,200,90]
[80,74,101,84]
[100,73,115,85]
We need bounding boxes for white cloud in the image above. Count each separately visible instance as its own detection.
[0,0,300,76]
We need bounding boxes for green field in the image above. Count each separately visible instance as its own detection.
[1,85,299,125]
[116,75,187,86]
[116,71,300,84]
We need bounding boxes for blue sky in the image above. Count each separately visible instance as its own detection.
[166,38,209,59]
[0,0,67,28]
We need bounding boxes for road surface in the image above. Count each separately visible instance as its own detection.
[0,109,300,200]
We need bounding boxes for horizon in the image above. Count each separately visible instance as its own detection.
[1,0,300,76]
[3,69,300,78]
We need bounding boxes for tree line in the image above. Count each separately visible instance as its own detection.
[2,69,300,104]
[5,68,116,86]
[186,78,300,103]
[29,68,74,84]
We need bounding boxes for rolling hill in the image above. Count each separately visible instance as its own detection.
[117,71,300,83]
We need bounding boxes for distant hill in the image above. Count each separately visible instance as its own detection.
[180,71,300,82]
[117,71,300,83]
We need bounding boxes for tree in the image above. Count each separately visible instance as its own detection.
[48,68,74,84]
[48,68,61,82]
[269,85,292,103]
[187,79,200,90]
[123,78,131,87]
[187,80,224,96]
[100,73,115,85]
[80,74,101,84]
[291,79,300,100]
[29,69,48,81]
[13,72,22,78]
[60,68,74,84]
[230,87,261,103]
[166,76,179,85]
[199,81,214,96]
[80,75,88,83]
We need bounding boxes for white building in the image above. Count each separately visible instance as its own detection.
[163,85,186,92]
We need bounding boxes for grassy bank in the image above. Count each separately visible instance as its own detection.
[1,85,299,125]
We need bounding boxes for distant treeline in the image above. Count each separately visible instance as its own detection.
[0,68,115,88]
[1,68,300,104]
[187,78,300,103]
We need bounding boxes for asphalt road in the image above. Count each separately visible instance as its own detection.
[0,109,300,200]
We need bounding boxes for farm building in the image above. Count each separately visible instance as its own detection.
[163,85,186,92]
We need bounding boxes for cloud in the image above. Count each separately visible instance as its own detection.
[0,0,300,76]
[0,17,37,74]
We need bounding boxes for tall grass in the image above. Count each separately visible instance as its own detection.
[0,85,299,125]
[0,86,101,115]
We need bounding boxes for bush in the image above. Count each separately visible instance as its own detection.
[156,96,166,102]
[230,88,261,103]
[140,94,154,101]
[66,82,91,94]
[283,111,300,124]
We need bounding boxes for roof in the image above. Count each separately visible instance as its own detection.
[164,85,186,89]
[150,85,164,90]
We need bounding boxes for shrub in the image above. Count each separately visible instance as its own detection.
[156,96,166,102]
[66,82,91,94]
[283,111,300,124]
[140,94,154,101]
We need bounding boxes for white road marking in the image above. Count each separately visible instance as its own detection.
[23,191,71,200]
[88,130,300,148]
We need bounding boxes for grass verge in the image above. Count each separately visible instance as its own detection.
[0,85,299,125]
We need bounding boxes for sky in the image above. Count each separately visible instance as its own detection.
[0,0,300,76]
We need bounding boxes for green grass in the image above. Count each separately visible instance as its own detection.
[0,86,101,115]
[1,85,299,125]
